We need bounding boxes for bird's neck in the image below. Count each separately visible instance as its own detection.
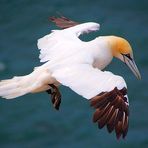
[89,37,113,70]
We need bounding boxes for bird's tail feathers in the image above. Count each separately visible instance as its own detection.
[0,75,33,99]
[0,68,52,99]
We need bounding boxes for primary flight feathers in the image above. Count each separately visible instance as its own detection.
[49,16,79,29]
[0,15,141,139]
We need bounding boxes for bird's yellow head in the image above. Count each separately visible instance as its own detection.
[107,36,141,79]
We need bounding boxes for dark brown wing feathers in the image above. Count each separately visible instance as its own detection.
[90,87,129,139]
[49,16,79,29]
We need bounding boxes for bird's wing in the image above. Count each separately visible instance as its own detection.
[51,64,129,139]
[37,17,100,62]
[50,16,79,29]
[37,30,84,63]
[49,16,100,37]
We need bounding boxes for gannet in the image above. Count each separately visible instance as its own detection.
[0,16,141,139]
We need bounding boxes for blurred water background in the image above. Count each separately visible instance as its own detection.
[0,0,148,148]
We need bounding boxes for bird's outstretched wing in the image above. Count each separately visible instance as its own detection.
[51,64,129,139]
[38,19,100,62]
[50,16,79,29]
[49,15,100,37]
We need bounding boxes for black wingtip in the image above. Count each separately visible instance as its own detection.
[90,87,129,140]
[49,15,79,29]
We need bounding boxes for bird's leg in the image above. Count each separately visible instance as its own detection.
[46,84,61,110]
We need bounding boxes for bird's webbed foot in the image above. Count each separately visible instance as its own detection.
[46,84,61,110]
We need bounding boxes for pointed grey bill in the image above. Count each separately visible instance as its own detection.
[124,56,141,80]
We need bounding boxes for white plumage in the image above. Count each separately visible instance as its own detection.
[38,22,100,62]
[0,22,127,99]
[52,64,127,99]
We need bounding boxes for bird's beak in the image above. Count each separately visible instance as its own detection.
[123,55,141,80]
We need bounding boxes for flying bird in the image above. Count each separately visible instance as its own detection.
[0,16,141,139]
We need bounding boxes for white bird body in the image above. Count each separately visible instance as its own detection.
[0,22,122,99]
[36,26,115,96]
[0,17,141,139]
[0,22,126,99]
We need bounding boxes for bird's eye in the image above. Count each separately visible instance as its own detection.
[125,54,132,60]
[122,54,132,61]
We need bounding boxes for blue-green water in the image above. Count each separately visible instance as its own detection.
[0,0,148,148]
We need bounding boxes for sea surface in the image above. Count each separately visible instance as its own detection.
[0,0,148,148]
